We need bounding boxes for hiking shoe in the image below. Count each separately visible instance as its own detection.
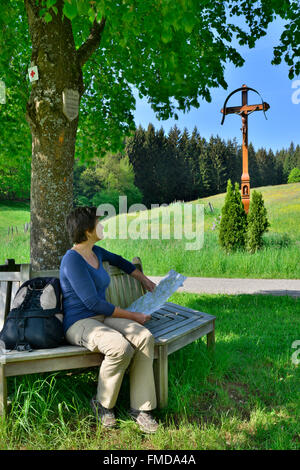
[129,408,159,434]
[90,395,117,428]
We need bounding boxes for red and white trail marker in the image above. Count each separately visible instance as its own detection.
[28,66,39,82]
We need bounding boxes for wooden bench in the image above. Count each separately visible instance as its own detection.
[0,257,216,417]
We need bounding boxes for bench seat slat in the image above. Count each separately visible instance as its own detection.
[157,304,199,319]
[144,313,189,333]
[0,345,95,363]
[4,353,103,377]
[156,304,207,321]
[147,313,193,334]
[155,317,214,345]
[152,304,201,319]
[153,310,186,321]
[0,273,24,282]
[151,316,213,341]
[165,301,215,319]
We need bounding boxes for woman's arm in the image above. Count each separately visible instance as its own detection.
[130,267,156,292]
[96,246,136,274]
[96,245,156,292]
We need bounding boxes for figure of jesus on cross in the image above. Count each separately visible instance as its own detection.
[221,84,270,214]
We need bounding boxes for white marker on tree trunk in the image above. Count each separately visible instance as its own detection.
[62,88,79,121]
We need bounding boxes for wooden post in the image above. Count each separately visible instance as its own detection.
[220,84,270,214]
[3,259,17,321]
[207,319,215,352]
[241,85,250,214]
[0,363,7,418]
[153,345,168,408]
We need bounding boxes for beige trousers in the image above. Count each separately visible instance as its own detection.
[65,315,157,411]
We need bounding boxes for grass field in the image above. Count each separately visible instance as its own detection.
[0,182,299,278]
[0,292,299,450]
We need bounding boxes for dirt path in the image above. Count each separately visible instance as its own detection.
[147,276,300,298]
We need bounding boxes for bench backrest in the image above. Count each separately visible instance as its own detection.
[0,256,146,327]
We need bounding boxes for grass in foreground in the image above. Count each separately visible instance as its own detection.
[0,292,299,450]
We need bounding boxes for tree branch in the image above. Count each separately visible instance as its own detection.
[77,16,106,68]
[24,0,42,19]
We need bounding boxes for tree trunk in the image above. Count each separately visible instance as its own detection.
[24,0,84,271]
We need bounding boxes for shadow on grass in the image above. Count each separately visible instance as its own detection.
[151,293,300,431]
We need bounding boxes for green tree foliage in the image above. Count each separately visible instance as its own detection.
[225,137,240,186]
[282,143,300,182]
[73,151,143,212]
[246,190,270,253]
[167,125,186,203]
[0,153,31,200]
[265,149,277,186]
[92,152,143,211]
[0,0,299,164]
[247,142,260,187]
[198,147,217,197]
[256,148,269,187]
[154,126,170,203]
[288,167,300,183]
[208,135,230,193]
[1,109,297,205]
[124,123,298,207]
[0,3,32,201]
[178,128,193,200]
[219,179,248,253]
[92,189,124,214]
[188,127,203,200]
[0,0,298,203]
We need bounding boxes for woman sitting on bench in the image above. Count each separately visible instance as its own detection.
[60,206,159,434]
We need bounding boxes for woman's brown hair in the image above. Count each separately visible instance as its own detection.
[65,206,98,244]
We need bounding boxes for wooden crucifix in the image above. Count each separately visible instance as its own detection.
[220,84,270,214]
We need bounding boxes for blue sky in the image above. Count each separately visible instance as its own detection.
[132,15,299,153]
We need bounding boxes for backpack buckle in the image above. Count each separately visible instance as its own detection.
[15,343,33,352]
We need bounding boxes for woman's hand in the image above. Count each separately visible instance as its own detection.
[112,307,151,324]
[141,278,157,293]
[131,312,151,325]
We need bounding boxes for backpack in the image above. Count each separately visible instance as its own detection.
[0,277,66,352]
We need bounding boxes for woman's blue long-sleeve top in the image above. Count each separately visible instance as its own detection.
[59,245,137,334]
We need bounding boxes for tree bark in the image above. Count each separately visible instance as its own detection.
[24,0,104,271]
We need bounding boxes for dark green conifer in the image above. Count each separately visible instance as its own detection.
[246,190,270,253]
[219,179,247,252]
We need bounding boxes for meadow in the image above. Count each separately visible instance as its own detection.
[0,182,299,278]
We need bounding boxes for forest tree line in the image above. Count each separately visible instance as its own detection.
[1,123,299,211]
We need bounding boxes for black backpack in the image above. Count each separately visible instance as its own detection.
[0,277,66,352]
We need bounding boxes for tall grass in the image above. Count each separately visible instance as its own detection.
[1,183,299,277]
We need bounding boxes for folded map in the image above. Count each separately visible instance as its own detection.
[127,269,187,315]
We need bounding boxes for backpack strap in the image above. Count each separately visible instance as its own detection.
[14,318,33,352]
[14,290,33,353]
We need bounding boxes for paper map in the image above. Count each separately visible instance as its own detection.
[127,269,187,315]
